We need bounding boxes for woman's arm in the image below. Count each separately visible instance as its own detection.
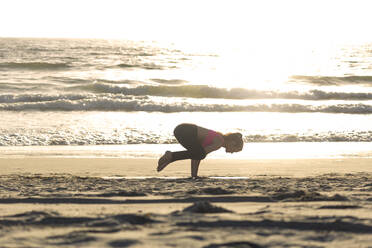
[191,159,201,178]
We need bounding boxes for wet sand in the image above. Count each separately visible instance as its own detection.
[0,158,371,247]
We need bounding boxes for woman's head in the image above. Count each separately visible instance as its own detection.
[224,132,244,153]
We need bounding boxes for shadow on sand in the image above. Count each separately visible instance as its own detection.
[0,195,274,204]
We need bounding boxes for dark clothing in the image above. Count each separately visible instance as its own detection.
[171,123,206,162]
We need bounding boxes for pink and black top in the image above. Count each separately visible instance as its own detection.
[202,129,221,147]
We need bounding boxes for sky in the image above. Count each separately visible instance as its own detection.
[1,0,372,47]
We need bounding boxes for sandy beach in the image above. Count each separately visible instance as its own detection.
[0,157,371,247]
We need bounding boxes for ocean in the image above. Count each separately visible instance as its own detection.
[1,37,372,158]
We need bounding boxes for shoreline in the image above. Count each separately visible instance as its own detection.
[1,157,372,177]
[0,142,372,160]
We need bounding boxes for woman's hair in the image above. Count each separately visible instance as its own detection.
[224,132,244,151]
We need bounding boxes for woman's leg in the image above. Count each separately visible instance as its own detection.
[171,124,206,161]
[157,151,173,172]
[157,124,205,172]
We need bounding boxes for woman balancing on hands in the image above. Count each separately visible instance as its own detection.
[157,123,244,178]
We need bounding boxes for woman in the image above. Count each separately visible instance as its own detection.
[157,123,244,178]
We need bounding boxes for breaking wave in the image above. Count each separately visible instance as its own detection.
[1,128,372,146]
[1,93,372,114]
[85,83,372,101]
[0,94,88,103]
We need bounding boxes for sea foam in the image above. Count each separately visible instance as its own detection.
[82,83,372,101]
[1,93,372,114]
[1,128,371,146]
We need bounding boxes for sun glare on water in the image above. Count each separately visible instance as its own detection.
[2,1,371,88]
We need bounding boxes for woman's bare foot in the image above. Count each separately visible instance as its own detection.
[157,151,172,172]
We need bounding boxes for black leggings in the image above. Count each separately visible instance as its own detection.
[170,124,206,162]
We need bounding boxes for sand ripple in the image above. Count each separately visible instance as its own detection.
[0,173,371,247]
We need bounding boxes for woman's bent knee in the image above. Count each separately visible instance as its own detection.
[174,123,193,136]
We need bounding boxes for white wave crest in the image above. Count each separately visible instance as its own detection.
[1,94,372,114]
[0,94,89,103]
[1,129,372,146]
[84,83,372,101]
